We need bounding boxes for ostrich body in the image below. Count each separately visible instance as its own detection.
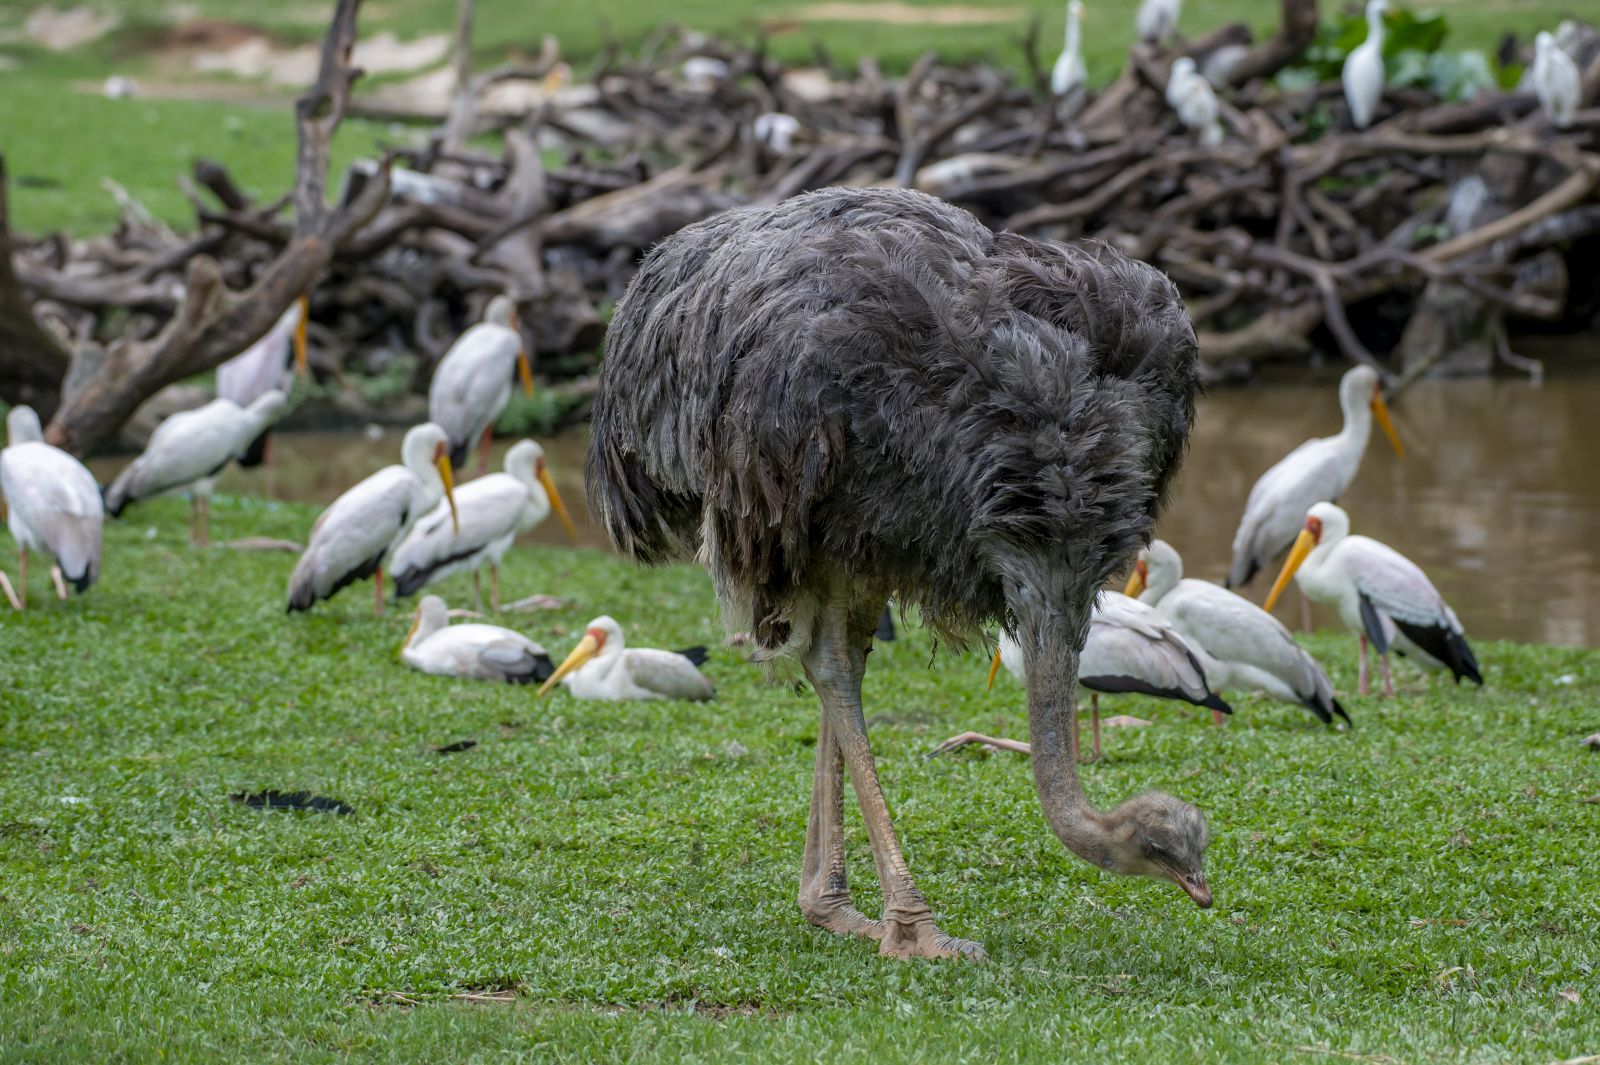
[588,187,1210,959]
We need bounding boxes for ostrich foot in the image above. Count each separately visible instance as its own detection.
[799,883,885,940]
[878,912,986,961]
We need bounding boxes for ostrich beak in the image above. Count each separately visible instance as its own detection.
[517,350,535,398]
[1176,871,1212,908]
[1370,387,1404,457]
[539,630,603,696]
[987,648,1003,690]
[1123,559,1148,597]
[538,464,577,543]
[293,294,310,377]
[1264,526,1318,612]
[433,444,459,534]
[398,608,422,658]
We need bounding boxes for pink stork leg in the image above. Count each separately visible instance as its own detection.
[373,564,385,615]
[927,731,1033,757]
[16,546,26,612]
[0,569,19,611]
[490,564,501,611]
[1378,652,1395,697]
[50,565,67,601]
[1358,634,1370,696]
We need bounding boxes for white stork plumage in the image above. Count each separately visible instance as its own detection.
[935,591,1228,762]
[538,615,715,701]
[0,406,103,610]
[1343,0,1389,130]
[400,595,555,684]
[1135,0,1180,43]
[105,391,290,546]
[286,422,458,614]
[1265,502,1482,696]
[427,295,533,472]
[390,438,576,610]
[1166,57,1223,146]
[1128,539,1347,726]
[1051,1,1087,114]
[216,294,308,467]
[753,112,802,153]
[1531,31,1581,129]
[1228,364,1404,591]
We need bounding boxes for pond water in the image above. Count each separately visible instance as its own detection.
[92,339,1600,647]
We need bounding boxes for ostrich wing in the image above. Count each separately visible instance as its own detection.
[591,187,1199,655]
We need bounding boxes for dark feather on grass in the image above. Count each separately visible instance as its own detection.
[230,790,354,815]
[675,646,710,669]
[434,739,478,754]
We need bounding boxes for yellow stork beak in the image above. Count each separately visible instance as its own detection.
[434,446,459,534]
[398,608,422,658]
[1264,526,1318,613]
[987,648,1003,691]
[539,630,603,696]
[1371,387,1404,458]
[1123,559,1148,598]
[293,293,310,377]
[537,463,577,543]
[517,350,535,398]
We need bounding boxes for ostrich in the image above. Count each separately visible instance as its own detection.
[587,187,1211,960]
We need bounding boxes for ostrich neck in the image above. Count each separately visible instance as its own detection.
[1019,612,1127,873]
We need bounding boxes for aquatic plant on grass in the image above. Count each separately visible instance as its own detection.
[0,494,1596,1060]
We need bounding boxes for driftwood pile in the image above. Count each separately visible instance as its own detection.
[3,0,1599,454]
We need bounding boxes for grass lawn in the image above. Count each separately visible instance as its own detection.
[1,489,1597,1061]
[0,0,1578,233]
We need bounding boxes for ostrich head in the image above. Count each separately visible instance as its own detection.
[1111,791,1213,906]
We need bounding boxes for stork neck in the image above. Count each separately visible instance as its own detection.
[1017,611,1131,874]
[1064,11,1080,53]
[1337,387,1374,449]
[1366,6,1385,41]
[1143,565,1179,605]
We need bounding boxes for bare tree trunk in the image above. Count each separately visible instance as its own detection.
[0,155,71,417]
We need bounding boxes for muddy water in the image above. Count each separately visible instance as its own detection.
[93,348,1600,647]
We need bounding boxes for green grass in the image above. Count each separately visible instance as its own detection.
[2,492,1597,1061]
[0,0,1575,233]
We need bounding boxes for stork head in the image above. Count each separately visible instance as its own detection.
[1171,56,1196,81]
[402,423,459,534]
[539,616,623,696]
[400,594,449,656]
[1264,502,1348,611]
[1124,538,1182,602]
[6,405,43,446]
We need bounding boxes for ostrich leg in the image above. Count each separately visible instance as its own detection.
[797,707,884,940]
[802,594,985,961]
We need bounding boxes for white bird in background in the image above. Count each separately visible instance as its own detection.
[682,57,730,93]
[287,422,459,615]
[1531,31,1581,129]
[1343,0,1389,130]
[1167,57,1224,146]
[1127,539,1348,726]
[1228,365,1404,592]
[104,391,291,546]
[400,595,555,684]
[428,294,533,473]
[1051,1,1087,114]
[753,112,801,153]
[1265,502,1482,696]
[0,406,103,610]
[1135,0,1180,43]
[216,293,308,467]
[390,438,576,611]
[539,615,715,701]
[935,592,1229,762]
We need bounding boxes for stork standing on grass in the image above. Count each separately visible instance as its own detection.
[0,406,103,610]
[586,186,1212,961]
[428,295,535,474]
[216,294,309,467]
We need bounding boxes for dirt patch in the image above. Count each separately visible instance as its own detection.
[786,2,1023,26]
[192,29,450,86]
[22,6,117,50]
